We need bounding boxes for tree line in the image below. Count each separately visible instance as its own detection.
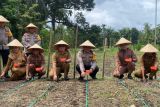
[1,0,160,50]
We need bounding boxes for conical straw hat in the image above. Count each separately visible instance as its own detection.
[80,40,95,48]
[140,44,158,53]
[0,15,9,22]
[28,44,44,52]
[54,40,69,49]
[115,37,132,46]
[7,39,23,47]
[26,23,38,28]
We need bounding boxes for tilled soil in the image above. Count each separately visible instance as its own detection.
[35,80,85,107]
[0,54,160,107]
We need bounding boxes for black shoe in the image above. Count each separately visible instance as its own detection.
[119,75,124,79]
[58,74,62,78]
[4,74,10,78]
[38,75,42,79]
[128,75,133,79]
[149,77,153,80]
[145,75,148,79]
[91,76,97,79]
[78,77,84,81]
[64,77,69,81]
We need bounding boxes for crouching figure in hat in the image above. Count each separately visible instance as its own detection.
[113,38,137,79]
[76,40,99,81]
[134,44,158,81]
[49,40,71,81]
[0,39,26,81]
[26,44,45,80]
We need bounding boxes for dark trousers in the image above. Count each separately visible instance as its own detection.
[76,64,99,78]
[0,49,9,77]
[0,49,9,65]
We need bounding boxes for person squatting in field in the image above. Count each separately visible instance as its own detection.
[113,38,137,79]
[76,40,99,81]
[49,40,71,81]
[0,39,26,81]
[26,44,45,80]
[134,44,159,82]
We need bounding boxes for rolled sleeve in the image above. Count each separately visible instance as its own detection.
[77,51,85,72]
[91,61,97,70]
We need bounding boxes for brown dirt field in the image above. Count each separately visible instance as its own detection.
[0,51,160,107]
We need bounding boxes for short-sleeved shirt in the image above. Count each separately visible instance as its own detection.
[141,54,158,69]
[77,49,97,72]
[22,33,41,52]
[116,48,137,66]
[0,26,13,49]
[27,54,45,67]
[52,51,71,66]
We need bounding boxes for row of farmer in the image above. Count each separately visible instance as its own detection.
[0,39,98,81]
[0,15,98,81]
[0,15,41,78]
[0,15,159,82]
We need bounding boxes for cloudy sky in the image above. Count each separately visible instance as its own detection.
[83,0,160,30]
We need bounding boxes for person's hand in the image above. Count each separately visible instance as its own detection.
[85,69,92,75]
[0,71,5,78]
[53,75,57,81]
[60,58,66,63]
[26,75,30,80]
[29,64,35,68]
[125,58,132,63]
[150,66,158,71]
[35,67,43,72]
[81,71,85,77]
[90,69,93,73]
[141,78,147,82]
[65,59,71,63]
[13,63,20,68]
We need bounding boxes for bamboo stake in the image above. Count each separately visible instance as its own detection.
[73,24,78,79]
[102,38,107,79]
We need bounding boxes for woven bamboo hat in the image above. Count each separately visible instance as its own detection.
[28,44,44,53]
[54,40,69,49]
[25,23,38,29]
[115,37,132,46]
[0,15,9,22]
[80,40,95,48]
[140,44,158,53]
[7,39,23,47]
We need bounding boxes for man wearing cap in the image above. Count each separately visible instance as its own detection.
[0,15,13,78]
[49,40,71,81]
[0,39,26,81]
[113,37,137,79]
[134,44,158,81]
[22,23,41,56]
[76,40,99,81]
[26,44,45,80]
